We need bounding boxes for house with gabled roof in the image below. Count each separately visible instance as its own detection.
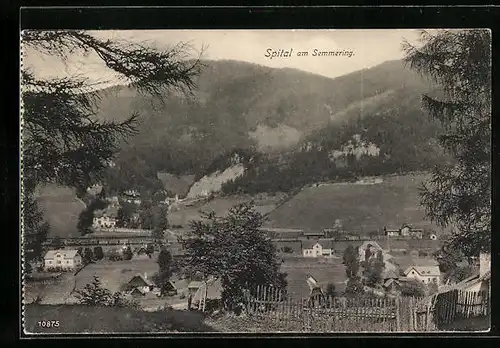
[302,240,334,257]
[404,265,441,285]
[127,273,154,293]
[44,249,82,270]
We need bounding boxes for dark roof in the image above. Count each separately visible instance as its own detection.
[128,274,154,287]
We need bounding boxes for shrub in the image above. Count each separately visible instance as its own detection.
[400,279,426,298]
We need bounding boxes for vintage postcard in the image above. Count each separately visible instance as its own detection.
[20,28,491,335]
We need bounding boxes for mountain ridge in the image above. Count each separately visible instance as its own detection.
[93,58,446,197]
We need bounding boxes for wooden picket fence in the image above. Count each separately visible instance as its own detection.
[243,285,439,332]
[434,290,490,329]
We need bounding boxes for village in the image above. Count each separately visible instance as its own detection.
[26,183,491,330]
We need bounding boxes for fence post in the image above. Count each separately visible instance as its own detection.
[395,297,401,331]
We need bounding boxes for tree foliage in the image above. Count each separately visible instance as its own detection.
[21,30,202,263]
[403,29,491,256]
[93,246,104,261]
[77,196,108,235]
[362,250,385,287]
[400,279,426,298]
[181,202,287,311]
[22,189,50,269]
[343,245,360,279]
[122,246,133,261]
[83,247,94,264]
[75,275,139,308]
[153,247,174,295]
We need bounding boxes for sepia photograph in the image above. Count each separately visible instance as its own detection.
[20,28,491,334]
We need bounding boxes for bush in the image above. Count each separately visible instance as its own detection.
[400,279,426,298]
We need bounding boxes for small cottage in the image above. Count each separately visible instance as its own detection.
[127,273,154,293]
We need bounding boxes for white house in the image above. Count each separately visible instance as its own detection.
[404,265,441,285]
[302,240,334,257]
[93,214,117,230]
[44,249,82,270]
[93,207,119,230]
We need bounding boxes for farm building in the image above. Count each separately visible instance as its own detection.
[129,287,147,298]
[127,273,154,293]
[404,265,441,285]
[384,227,401,237]
[44,249,82,270]
[382,269,402,294]
[384,224,424,239]
[302,240,335,257]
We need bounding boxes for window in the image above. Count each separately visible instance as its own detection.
[57,260,61,264]
[48,260,52,264]
[66,261,69,264]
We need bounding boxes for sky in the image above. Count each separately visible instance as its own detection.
[23,29,424,88]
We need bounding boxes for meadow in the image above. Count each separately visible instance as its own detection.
[281,256,347,298]
[25,256,191,310]
[35,183,86,238]
[264,173,446,234]
[168,193,283,227]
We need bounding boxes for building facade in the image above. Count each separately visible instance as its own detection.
[404,265,441,285]
[44,249,82,270]
[302,241,334,257]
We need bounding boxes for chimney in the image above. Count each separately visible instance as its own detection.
[144,272,147,280]
[479,252,491,278]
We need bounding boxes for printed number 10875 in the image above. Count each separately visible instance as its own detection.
[38,320,60,328]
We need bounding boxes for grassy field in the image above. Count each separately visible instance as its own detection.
[24,304,215,333]
[24,272,76,305]
[264,173,445,233]
[281,256,346,298]
[25,256,191,309]
[73,258,160,294]
[35,183,86,238]
[169,193,284,227]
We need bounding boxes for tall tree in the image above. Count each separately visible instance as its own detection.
[83,247,94,264]
[153,247,174,296]
[403,29,491,257]
[343,245,359,279]
[152,205,169,244]
[21,30,202,264]
[181,202,287,312]
[23,193,50,273]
